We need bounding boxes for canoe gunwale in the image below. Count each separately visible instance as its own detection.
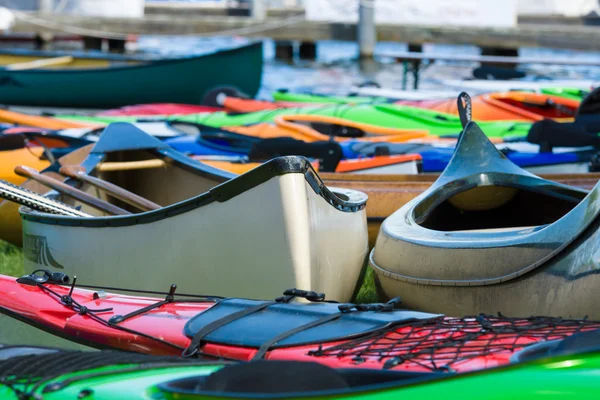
[20,127,367,228]
[0,42,264,74]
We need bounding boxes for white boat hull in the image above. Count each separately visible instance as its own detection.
[20,123,369,303]
[370,116,600,318]
[22,173,368,302]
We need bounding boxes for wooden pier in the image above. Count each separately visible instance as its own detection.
[10,11,600,52]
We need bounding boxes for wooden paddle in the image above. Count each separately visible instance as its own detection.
[60,165,160,212]
[14,165,130,216]
[5,56,74,71]
[97,159,170,172]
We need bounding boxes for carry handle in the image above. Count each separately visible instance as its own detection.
[276,288,326,303]
[457,92,472,128]
[17,269,70,286]
[338,297,402,313]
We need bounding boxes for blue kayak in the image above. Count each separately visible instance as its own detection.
[165,131,596,174]
[339,140,596,173]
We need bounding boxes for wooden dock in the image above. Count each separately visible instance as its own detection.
[10,11,600,51]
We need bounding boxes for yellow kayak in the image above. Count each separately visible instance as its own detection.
[0,109,98,130]
[0,145,93,246]
[0,147,49,185]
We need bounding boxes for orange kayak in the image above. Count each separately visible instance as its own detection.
[398,92,579,122]
[0,147,49,185]
[202,154,422,175]
[224,115,432,143]
[0,109,99,129]
[222,97,316,113]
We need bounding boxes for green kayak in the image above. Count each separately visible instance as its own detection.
[540,87,589,101]
[57,104,531,139]
[1,346,598,399]
[274,87,588,104]
[273,90,388,104]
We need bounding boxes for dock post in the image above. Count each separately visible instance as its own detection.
[37,0,54,49]
[83,37,103,51]
[108,38,126,54]
[299,42,317,60]
[275,41,295,60]
[358,0,376,59]
[39,0,54,14]
[251,0,266,20]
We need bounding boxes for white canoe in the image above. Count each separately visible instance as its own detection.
[369,117,600,318]
[20,122,369,302]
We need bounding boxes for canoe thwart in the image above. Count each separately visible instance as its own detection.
[97,159,171,172]
[60,165,161,212]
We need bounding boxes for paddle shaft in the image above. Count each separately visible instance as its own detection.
[14,166,130,216]
[60,165,160,212]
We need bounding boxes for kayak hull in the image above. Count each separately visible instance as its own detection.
[399,92,579,121]
[57,103,532,139]
[0,344,599,400]
[0,274,599,373]
[370,119,600,318]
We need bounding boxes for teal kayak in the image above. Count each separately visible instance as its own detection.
[57,104,532,139]
[0,345,598,400]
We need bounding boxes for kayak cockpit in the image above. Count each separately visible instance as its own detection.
[415,183,584,232]
[159,361,442,397]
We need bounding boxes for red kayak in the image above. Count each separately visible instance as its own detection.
[99,103,222,116]
[2,271,598,373]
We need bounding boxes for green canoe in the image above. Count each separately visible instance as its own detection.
[0,43,263,108]
[58,104,531,139]
[1,346,598,399]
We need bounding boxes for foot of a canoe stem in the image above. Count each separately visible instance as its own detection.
[275,41,295,61]
[83,36,103,51]
[108,39,126,54]
[299,42,317,60]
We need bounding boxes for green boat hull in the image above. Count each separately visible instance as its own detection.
[0,43,263,108]
[273,91,387,104]
[59,104,531,139]
[2,351,598,399]
[274,87,588,104]
[540,87,589,101]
